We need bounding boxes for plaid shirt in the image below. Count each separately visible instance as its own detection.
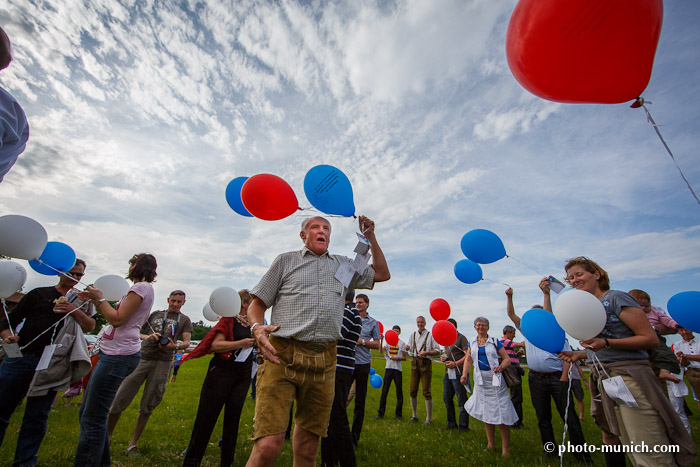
[251,248,375,342]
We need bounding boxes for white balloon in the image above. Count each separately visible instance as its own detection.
[553,289,607,341]
[209,287,241,318]
[0,215,48,260]
[202,303,220,322]
[0,260,27,299]
[94,274,130,302]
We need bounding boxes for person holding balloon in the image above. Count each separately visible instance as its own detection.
[440,318,470,432]
[246,215,390,467]
[376,325,406,421]
[558,257,696,467]
[460,317,517,457]
[0,259,96,466]
[73,253,157,467]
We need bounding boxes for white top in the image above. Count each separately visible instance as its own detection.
[407,329,439,357]
[384,339,406,371]
[674,338,700,369]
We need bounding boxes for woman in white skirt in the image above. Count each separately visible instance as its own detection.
[460,317,518,457]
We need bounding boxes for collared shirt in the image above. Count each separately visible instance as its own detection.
[500,337,521,367]
[407,329,440,357]
[646,305,678,329]
[251,248,375,342]
[337,304,362,370]
[355,312,380,365]
[674,338,700,369]
[384,339,406,371]
[516,325,571,372]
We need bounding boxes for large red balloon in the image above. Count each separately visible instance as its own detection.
[432,320,457,347]
[241,174,300,221]
[377,321,384,335]
[506,0,663,104]
[429,298,450,321]
[384,329,399,347]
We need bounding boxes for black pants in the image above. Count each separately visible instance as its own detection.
[350,363,370,445]
[183,359,251,467]
[377,368,403,418]
[321,368,356,467]
[528,373,589,459]
[508,375,524,425]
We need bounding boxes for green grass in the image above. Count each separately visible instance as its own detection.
[2,354,700,466]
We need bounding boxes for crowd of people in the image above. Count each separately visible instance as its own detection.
[1,217,699,467]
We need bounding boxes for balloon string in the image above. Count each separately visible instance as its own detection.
[1,299,15,337]
[35,260,90,288]
[298,208,350,219]
[505,255,548,277]
[634,98,700,206]
[482,277,512,288]
[19,301,89,351]
[560,364,574,467]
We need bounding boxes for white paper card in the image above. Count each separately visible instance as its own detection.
[352,252,371,274]
[356,232,371,245]
[2,342,22,358]
[36,344,58,371]
[492,372,502,387]
[334,261,356,288]
[547,276,566,294]
[601,376,638,407]
[464,383,472,395]
[353,241,370,255]
[448,368,457,380]
[235,347,254,363]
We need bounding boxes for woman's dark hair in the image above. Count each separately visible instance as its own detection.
[128,253,157,282]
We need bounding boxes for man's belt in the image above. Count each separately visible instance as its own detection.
[529,370,562,378]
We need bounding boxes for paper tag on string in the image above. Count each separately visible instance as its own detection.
[447,368,457,380]
[601,376,638,407]
[36,344,58,371]
[356,232,371,246]
[492,372,502,387]
[235,347,254,363]
[547,276,565,294]
[2,342,22,358]
[352,252,371,274]
[464,383,472,395]
[354,241,370,255]
[334,261,356,288]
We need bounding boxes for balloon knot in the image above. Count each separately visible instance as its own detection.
[630,97,645,108]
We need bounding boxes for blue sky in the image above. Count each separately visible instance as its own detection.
[1,1,698,345]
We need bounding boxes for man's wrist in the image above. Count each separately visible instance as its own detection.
[250,322,262,337]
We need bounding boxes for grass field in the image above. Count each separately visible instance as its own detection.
[2,354,699,466]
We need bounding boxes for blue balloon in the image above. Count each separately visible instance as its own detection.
[454,259,483,284]
[460,229,506,264]
[225,177,253,217]
[369,368,376,375]
[303,165,355,217]
[668,291,700,333]
[520,308,565,354]
[29,241,76,276]
[370,374,383,389]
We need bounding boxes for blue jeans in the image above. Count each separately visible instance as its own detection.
[74,351,140,467]
[0,354,57,466]
[442,374,469,429]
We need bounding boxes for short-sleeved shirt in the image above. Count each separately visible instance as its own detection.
[0,86,29,182]
[477,339,503,371]
[500,337,522,367]
[587,290,648,363]
[384,339,406,371]
[444,332,469,375]
[355,313,380,365]
[407,330,440,357]
[0,286,95,355]
[140,311,193,361]
[251,248,375,342]
[337,304,362,370]
[100,282,155,356]
[674,338,700,369]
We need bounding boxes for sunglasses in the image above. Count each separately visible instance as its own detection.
[66,271,85,278]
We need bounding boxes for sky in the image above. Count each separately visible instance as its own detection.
[1,0,698,347]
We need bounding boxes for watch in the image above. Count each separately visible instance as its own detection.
[96,298,107,305]
[604,338,611,349]
[250,322,261,337]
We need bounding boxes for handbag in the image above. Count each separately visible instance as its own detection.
[502,365,521,387]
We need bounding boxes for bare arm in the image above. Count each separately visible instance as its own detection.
[211,332,255,353]
[460,352,473,385]
[494,346,511,373]
[581,306,659,352]
[539,278,552,312]
[83,287,143,328]
[505,288,521,328]
[359,216,390,282]
[249,297,281,364]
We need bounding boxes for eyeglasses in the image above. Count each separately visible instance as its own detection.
[67,271,85,278]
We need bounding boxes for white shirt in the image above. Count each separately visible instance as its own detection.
[674,338,700,369]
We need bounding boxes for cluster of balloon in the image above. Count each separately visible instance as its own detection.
[202,302,220,322]
[454,229,504,284]
[0,214,48,260]
[384,329,399,346]
[225,165,356,221]
[0,260,27,299]
[209,286,241,318]
[505,0,663,104]
[552,289,607,341]
[303,165,355,217]
[29,241,76,275]
[429,298,457,347]
[668,291,700,333]
[521,308,565,354]
[94,275,130,302]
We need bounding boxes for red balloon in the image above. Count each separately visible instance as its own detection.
[432,320,457,347]
[506,0,663,104]
[429,298,450,321]
[384,329,399,347]
[241,174,300,221]
[378,321,384,335]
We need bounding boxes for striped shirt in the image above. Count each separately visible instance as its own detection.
[251,247,375,342]
[500,337,522,367]
[337,304,362,370]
